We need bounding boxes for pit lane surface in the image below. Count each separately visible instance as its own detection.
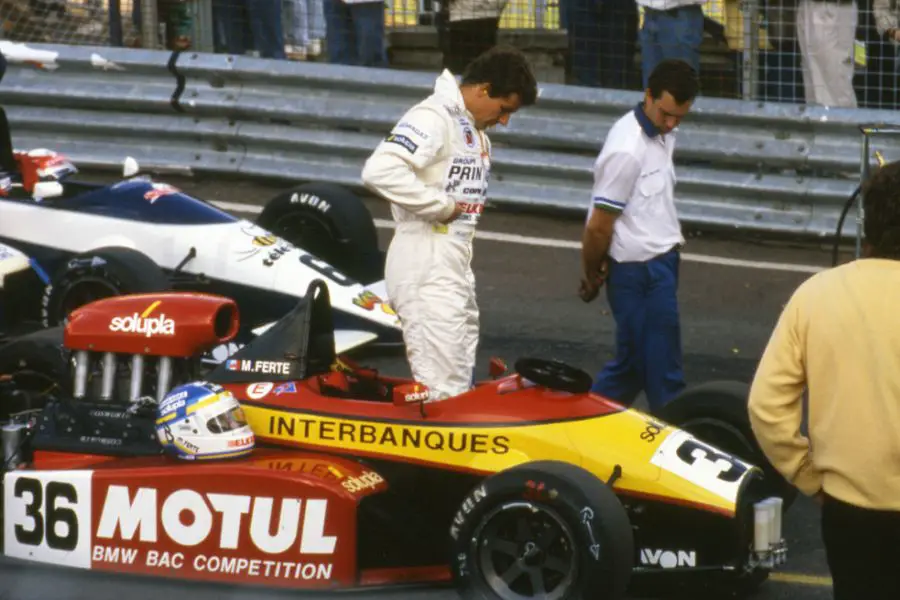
[0,172,847,599]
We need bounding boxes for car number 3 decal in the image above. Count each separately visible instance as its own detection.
[650,430,751,503]
[3,471,93,568]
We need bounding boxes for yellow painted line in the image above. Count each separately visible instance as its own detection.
[770,572,833,587]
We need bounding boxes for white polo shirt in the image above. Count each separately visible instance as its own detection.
[588,104,685,263]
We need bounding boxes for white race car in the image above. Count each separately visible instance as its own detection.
[0,145,402,359]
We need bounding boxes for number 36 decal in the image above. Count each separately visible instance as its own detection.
[650,430,752,503]
[3,471,92,568]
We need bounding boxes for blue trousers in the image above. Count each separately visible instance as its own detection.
[591,248,686,413]
[639,5,704,88]
[323,0,387,67]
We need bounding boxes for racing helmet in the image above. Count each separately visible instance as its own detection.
[155,381,255,460]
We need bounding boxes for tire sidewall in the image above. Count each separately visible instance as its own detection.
[450,465,631,600]
[257,183,383,284]
[41,248,170,328]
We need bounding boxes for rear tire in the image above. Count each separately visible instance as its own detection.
[0,326,68,420]
[256,182,383,285]
[449,460,634,600]
[41,246,170,328]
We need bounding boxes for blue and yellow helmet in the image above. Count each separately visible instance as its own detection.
[155,381,255,460]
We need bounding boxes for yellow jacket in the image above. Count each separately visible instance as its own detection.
[748,258,900,510]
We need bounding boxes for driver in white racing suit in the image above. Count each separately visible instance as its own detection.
[361,46,538,401]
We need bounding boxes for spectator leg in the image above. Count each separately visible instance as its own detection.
[247,0,287,57]
[566,0,601,86]
[598,0,638,89]
[351,1,388,67]
[796,0,857,107]
[324,0,356,64]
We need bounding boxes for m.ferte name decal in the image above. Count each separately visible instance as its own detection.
[227,359,292,375]
[92,485,337,582]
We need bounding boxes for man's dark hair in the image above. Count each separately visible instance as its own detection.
[461,45,538,107]
[862,160,900,259]
[647,59,700,104]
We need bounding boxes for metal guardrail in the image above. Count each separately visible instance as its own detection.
[1,42,899,240]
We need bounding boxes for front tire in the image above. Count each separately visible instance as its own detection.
[449,460,634,600]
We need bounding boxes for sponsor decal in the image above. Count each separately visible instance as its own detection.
[159,390,189,417]
[463,126,476,148]
[640,548,697,568]
[395,121,429,140]
[289,192,330,214]
[236,223,293,268]
[274,382,297,395]
[267,416,511,456]
[340,471,384,494]
[351,290,396,316]
[400,385,429,404]
[246,382,274,400]
[385,133,418,154]
[108,300,175,338]
[649,429,751,503]
[640,420,665,443]
[143,183,180,204]
[262,459,343,480]
[92,484,338,582]
[227,359,292,375]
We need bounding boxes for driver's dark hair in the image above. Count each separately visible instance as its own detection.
[647,59,699,105]
[862,159,900,260]
[461,45,538,107]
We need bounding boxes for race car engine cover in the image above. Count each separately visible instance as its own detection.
[64,292,240,357]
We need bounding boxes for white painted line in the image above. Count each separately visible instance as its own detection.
[211,200,826,275]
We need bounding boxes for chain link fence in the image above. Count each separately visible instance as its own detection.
[0,0,897,109]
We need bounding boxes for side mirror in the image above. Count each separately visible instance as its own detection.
[123,156,140,178]
[32,181,63,199]
[392,383,430,407]
[489,357,508,379]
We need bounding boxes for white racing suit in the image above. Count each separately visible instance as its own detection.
[361,69,491,401]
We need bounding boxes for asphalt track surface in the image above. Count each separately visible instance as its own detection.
[0,171,855,600]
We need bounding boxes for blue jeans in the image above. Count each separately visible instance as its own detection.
[591,249,686,413]
[323,0,387,66]
[213,0,286,58]
[639,5,704,88]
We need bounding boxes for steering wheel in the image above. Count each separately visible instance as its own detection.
[513,357,594,394]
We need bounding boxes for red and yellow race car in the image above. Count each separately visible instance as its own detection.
[0,281,790,600]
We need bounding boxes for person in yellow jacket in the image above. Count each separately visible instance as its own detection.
[747,159,900,600]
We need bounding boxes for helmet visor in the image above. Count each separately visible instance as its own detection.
[206,405,249,434]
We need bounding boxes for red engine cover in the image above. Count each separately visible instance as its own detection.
[64,292,240,357]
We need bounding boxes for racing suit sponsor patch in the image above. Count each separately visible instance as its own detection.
[385,134,418,154]
[395,121,429,140]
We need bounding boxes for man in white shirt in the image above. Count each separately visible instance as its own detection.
[579,58,698,413]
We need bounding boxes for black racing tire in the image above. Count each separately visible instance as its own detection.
[656,380,798,512]
[256,182,384,285]
[449,460,634,600]
[0,326,69,420]
[41,246,171,328]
